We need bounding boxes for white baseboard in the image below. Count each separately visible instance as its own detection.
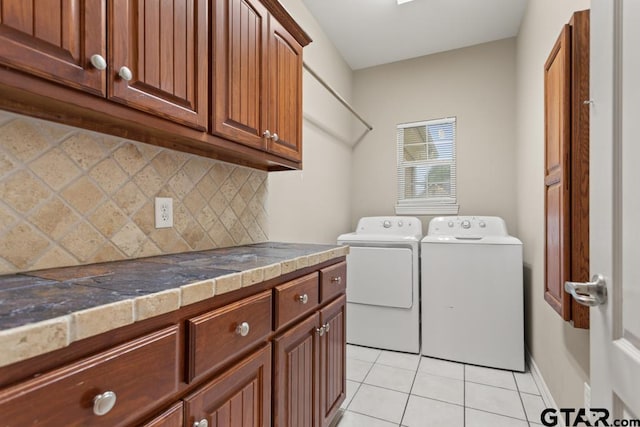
[526,347,558,410]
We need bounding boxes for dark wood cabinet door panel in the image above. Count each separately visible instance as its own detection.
[267,16,302,162]
[544,24,571,321]
[273,312,320,427]
[142,402,184,427]
[0,325,180,427]
[319,295,345,427]
[109,0,207,129]
[0,0,106,95]
[184,344,271,427]
[212,0,268,150]
[187,290,272,383]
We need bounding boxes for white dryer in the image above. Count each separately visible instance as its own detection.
[338,216,422,353]
[421,216,524,371]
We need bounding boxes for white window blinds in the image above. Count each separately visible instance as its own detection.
[395,117,459,215]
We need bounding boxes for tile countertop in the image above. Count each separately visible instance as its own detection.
[0,242,349,368]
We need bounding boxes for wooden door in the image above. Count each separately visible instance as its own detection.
[109,0,207,129]
[273,312,320,427]
[184,344,271,427]
[267,16,303,162]
[212,0,269,150]
[543,25,572,320]
[319,296,346,427]
[0,0,106,95]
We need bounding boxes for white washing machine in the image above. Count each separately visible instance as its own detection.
[421,216,524,371]
[338,216,422,353]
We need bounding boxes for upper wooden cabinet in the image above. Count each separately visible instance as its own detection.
[544,10,590,329]
[213,0,304,162]
[109,0,208,129]
[0,0,106,96]
[0,0,310,170]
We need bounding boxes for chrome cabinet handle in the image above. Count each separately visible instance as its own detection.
[331,276,342,284]
[298,294,308,304]
[565,274,607,307]
[118,66,133,81]
[93,391,117,416]
[263,130,271,139]
[235,321,250,337]
[323,322,330,334]
[90,54,107,70]
[271,133,279,142]
[316,325,325,336]
[193,419,209,427]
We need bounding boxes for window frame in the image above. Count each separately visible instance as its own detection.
[395,117,459,215]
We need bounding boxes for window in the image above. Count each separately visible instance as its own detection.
[395,117,459,215]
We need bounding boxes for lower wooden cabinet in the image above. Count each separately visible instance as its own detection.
[184,344,272,427]
[319,296,346,427]
[0,259,346,427]
[273,312,321,427]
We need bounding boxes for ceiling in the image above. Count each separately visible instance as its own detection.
[301,0,528,70]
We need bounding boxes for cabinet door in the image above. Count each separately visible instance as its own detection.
[212,0,269,150]
[184,344,271,427]
[109,0,207,129]
[0,0,105,95]
[142,402,183,427]
[267,16,303,162]
[319,295,346,427]
[543,24,571,321]
[273,312,320,427]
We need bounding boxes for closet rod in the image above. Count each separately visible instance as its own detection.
[303,62,373,131]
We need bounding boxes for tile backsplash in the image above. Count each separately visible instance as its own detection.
[0,110,268,275]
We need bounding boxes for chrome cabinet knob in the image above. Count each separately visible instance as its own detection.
[331,276,342,284]
[93,391,117,416]
[323,322,330,333]
[194,419,209,427]
[271,133,279,142]
[263,130,271,139]
[90,54,107,70]
[118,66,133,81]
[298,294,309,304]
[235,321,250,337]
[316,326,325,336]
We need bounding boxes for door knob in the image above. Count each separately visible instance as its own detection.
[118,66,133,81]
[90,54,107,70]
[271,133,279,142]
[263,130,271,139]
[565,274,607,307]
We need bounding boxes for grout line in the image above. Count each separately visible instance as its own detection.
[344,408,403,426]
[513,370,531,424]
[463,364,466,426]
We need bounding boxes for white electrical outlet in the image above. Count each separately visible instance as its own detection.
[155,197,173,228]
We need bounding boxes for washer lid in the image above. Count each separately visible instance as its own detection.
[338,232,421,244]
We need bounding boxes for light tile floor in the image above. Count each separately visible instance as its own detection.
[339,344,548,427]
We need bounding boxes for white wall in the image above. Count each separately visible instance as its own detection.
[515,0,590,408]
[268,0,356,243]
[351,39,518,235]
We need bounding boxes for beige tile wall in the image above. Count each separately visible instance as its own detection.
[0,110,268,275]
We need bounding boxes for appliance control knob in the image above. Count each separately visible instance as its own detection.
[397,220,403,227]
[448,221,454,228]
[383,220,392,228]
[461,220,471,229]
[479,221,486,228]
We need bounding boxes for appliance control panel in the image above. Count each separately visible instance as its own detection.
[356,216,422,237]
[427,216,508,237]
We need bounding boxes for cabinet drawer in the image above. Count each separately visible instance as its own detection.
[0,326,180,427]
[187,290,272,383]
[320,262,347,303]
[274,272,319,330]
[141,402,184,427]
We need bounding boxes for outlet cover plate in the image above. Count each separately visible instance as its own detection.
[155,197,173,228]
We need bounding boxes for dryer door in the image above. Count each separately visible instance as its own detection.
[346,246,413,308]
